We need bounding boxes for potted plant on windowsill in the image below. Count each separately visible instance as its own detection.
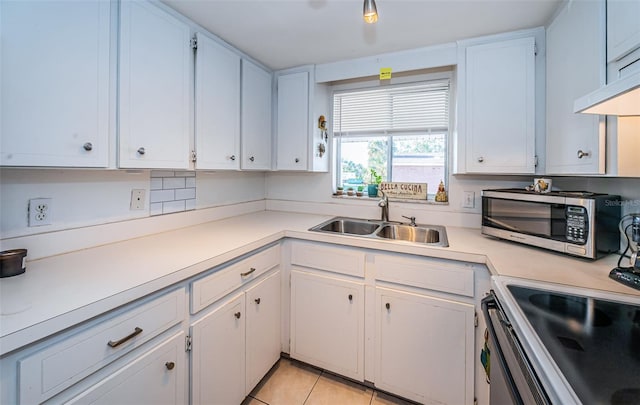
[368,169,382,197]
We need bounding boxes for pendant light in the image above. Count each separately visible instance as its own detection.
[363,0,378,23]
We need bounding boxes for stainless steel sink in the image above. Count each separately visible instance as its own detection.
[375,224,447,246]
[309,217,449,247]
[315,218,380,235]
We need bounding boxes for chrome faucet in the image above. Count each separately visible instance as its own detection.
[378,191,389,222]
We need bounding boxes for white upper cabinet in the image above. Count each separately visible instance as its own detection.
[194,33,241,170]
[118,0,191,169]
[546,0,606,175]
[276,71,310,171]
[241,60,273,170]
[457,35,537,174]
[0,1,111,167]
[607,0,640,63]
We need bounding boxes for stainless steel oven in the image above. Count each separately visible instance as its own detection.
[482,292,550,405]
[483,276,640,405]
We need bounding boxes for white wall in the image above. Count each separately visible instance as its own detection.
[0,169,266,239]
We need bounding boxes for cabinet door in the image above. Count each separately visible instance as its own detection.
[375,287,474,405]
[119,0,191,169]
[66,332,186,405]
[546,0,606,175]
[241,60,273,170]
[245,271,281,394]
[290,270,364,381]
[276,72,309,170]
[607,0,640,62]
[465,37,536,174]
[191,293,246,405]
[195,33,241,170]
[0,1,111,167]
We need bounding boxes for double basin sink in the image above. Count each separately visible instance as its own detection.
[309,217,449,247]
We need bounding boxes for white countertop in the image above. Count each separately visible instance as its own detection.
[1,210,637,356]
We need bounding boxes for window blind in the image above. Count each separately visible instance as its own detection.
[333,80,450,135]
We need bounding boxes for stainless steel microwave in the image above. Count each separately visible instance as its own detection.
[481,189,621,259]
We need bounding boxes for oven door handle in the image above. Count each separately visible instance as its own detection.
[482,293,526,405]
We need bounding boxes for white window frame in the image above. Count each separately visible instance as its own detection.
[331,70,453,197]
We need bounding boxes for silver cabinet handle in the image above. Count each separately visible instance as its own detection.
[234,312,241,319]
[240,267,256,277]
[249,156,255,162]
[577,150,590,159]
[477,156,484,163]
[255,298,261,304]
[137,147,146,155]
[107,327,143,348]
[83,142,93,151]
[165,361,175,370]
[230,155,236,161]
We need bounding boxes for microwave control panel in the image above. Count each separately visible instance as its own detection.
[566,206,588,244]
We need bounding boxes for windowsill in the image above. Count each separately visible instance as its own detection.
[331,194,449,206]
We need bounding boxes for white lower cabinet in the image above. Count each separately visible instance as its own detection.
[190,269,281,404]
[65,332,187,405]
[191,293,246,405]
[375,287,475,405]
[290,269,365,381]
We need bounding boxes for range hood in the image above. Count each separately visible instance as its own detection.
[574,70,640,116]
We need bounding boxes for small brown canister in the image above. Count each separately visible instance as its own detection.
[0,249,27,278]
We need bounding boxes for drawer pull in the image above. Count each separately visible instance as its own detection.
[165,361,175,370]
[348,294,353,302]
[107,327,143,348]
[234,312,241,319]
[240,267,256,277]
[385,303,391,310]
[255,298,261,304]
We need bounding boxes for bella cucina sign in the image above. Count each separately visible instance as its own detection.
[379,182,427,200]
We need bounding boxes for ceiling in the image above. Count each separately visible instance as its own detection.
[162,0,561,71]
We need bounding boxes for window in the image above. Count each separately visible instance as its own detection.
[333,79,449,196]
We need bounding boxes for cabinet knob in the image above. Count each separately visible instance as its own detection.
[295,158,300,163]
[83,142,93,151]
[477,156,484,163]
[230,155,236,161]
[249,156,255,162]
[385,303,390,310]
[577,150,590,159]
[348,294,353,302]
[255,298,261,305]
[165,361,175,370]
[137,147,146,155]
[234,312,241,319]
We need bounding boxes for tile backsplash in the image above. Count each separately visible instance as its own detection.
[150,171,196,216]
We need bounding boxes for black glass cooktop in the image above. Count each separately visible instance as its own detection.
[508,286,640,405]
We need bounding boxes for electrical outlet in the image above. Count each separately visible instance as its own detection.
[29,198,53,226]
[130,189,146,210]
[462,191,475,209]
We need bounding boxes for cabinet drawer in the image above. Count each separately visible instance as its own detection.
[374,254,475,297]
[18,288,186,404]
[191,245,280,314]
[290,241,365,277]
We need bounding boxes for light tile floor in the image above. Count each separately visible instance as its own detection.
[243,358,416,405]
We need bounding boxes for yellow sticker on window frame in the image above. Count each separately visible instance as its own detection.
[379,68,392,80]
